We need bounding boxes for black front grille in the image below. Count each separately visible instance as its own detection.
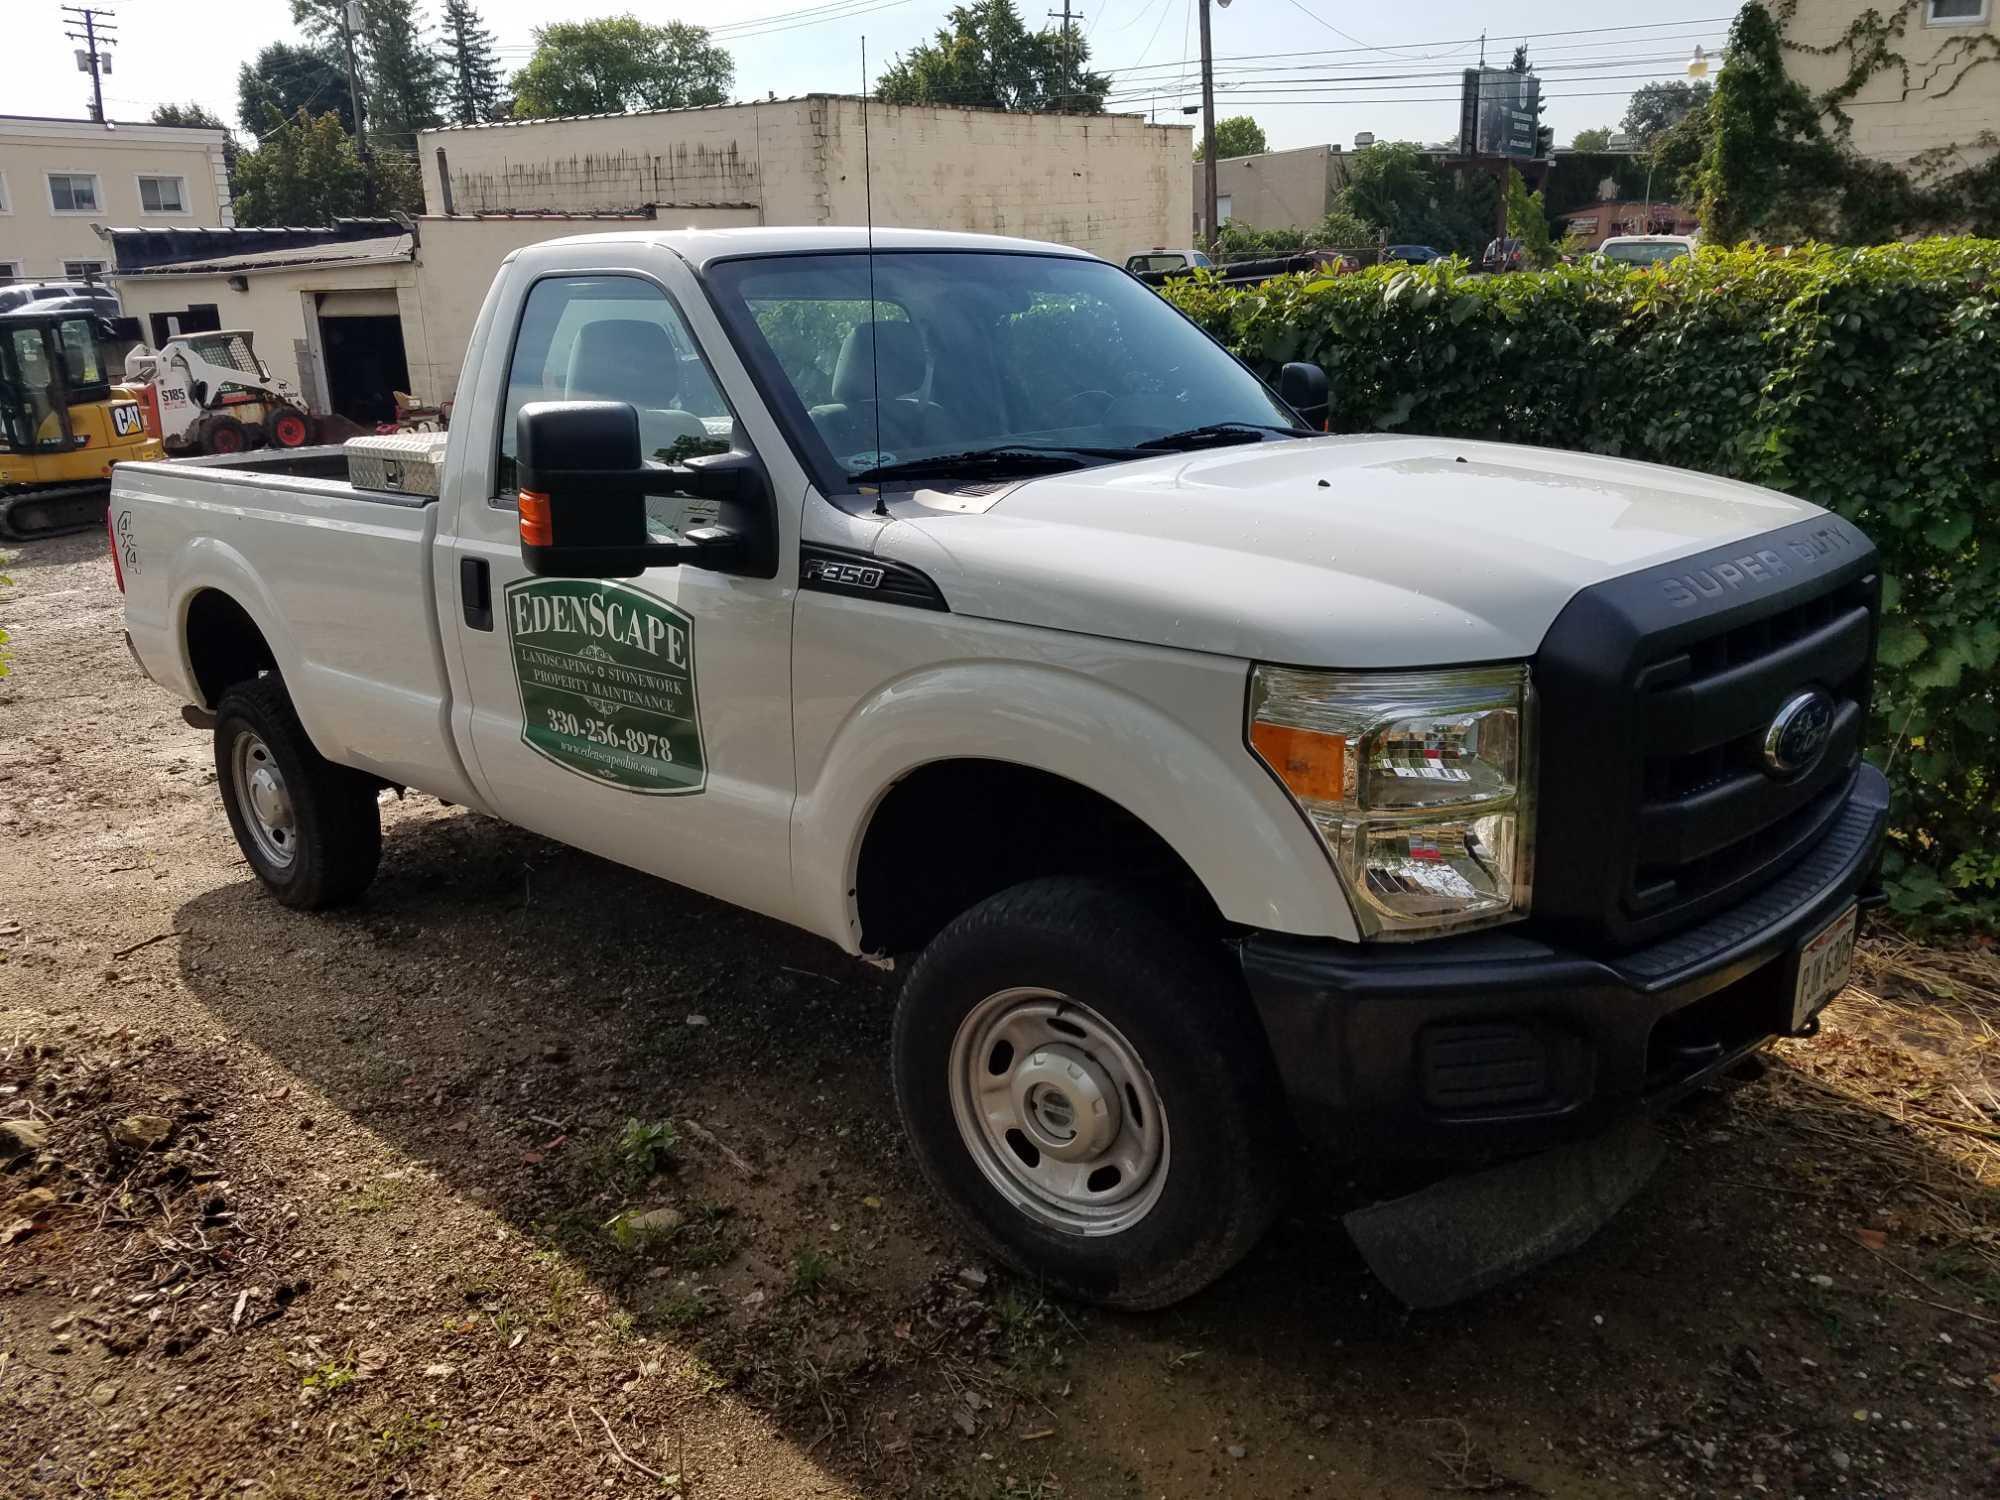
[1532,516,1880,953]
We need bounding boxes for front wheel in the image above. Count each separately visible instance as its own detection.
[214,676,382,909]
[892,878,1287,1309]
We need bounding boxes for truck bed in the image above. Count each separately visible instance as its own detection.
[113,450,481,805]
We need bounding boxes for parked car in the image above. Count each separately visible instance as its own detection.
[113,227,1884,1310]
[1480,236,1526,273]
[1597,235,1698,268]
[1124,247,1213,275]
[0,279,121,317]
[1384,244,1444,264]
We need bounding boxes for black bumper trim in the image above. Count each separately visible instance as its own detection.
[1239,764,1888,1161]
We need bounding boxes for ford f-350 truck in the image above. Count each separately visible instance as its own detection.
[114,228,1884,1308]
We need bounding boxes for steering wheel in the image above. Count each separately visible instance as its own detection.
[1055,388,1115,422]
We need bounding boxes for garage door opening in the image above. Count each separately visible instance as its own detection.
[313,291,409,428]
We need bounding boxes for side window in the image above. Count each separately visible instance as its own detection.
[496,275,733,503]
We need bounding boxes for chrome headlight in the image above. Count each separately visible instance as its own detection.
[1248,665,1535,938]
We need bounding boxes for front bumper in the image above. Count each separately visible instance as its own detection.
[1240,763,1889,1161]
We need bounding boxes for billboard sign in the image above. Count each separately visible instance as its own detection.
[1458,68,1541,158]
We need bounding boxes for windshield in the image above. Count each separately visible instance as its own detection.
[705,251,1303,491]
[1602,241,1690,266]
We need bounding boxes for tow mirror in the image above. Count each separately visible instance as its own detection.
[515,400,775,580]
[1278,361,1330,430]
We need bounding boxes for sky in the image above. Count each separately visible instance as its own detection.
[11,0,1731,153]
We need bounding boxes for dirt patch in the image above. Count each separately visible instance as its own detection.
[3,529,1998,1499]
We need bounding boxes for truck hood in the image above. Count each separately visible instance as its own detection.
[874,435,1822,666]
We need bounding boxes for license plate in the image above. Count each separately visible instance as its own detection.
[1791,903,1857,1032]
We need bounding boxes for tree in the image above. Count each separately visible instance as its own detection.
[437,0,504,125]
[1342,141,1498,256]
[1570,126,1613,152]
[1691,2,1845,244]
[510,16,732,118]
[1503,168,1556,269]
[150,102,228,131]
[877,1,1108,112]
[237,41,355,137]
[1195,115,1266,162]
[231,109,369,225]
[366,0,446,142]
[1621,79,1712,144]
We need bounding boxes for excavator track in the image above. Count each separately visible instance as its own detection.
[0,482,111,543]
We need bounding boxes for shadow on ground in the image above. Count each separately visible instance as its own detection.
[172,801,2000,1498]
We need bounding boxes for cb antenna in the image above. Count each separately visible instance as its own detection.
[862,37,886,517]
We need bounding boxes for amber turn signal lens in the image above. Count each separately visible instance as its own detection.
[518,490,552,547]
[1249,720,1346,803]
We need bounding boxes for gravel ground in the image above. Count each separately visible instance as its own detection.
[3,528,1998,1499]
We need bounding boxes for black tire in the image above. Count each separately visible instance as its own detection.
[213,676,381,909]
[201,415,247,455]
[892,877,1288,1309]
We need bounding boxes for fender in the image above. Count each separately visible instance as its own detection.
[172,537,305,711]
[791,657,1361,953]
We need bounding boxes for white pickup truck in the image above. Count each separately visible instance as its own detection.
[115,227,1885,1308]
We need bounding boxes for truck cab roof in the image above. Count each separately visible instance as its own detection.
[518,225,1099,272]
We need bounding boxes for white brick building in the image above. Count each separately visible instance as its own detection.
[1780,0,2000,175]
[420,96,1192,264]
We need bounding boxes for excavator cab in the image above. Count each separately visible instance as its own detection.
[0,308,164,541]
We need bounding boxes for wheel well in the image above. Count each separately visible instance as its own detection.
[854,760,1224,957]
[184,589,277,707]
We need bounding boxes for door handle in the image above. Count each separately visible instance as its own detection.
[460,557,492,631]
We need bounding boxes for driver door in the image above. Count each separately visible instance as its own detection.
[439,252,802,926]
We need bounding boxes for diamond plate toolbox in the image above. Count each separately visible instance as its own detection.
[346,431,450,497]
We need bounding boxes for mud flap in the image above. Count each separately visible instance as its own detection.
[1342,1119,1666,1310]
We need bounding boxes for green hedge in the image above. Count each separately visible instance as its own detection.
[1163,240,2000,927]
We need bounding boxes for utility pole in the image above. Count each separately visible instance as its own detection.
[339,0,377,212]
[1199,0,1218,253]
[1048,2,1079,111]
[62,6,117,124]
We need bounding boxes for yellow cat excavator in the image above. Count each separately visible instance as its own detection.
[0,308,165,542]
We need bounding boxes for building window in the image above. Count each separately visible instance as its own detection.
[0,172,10,214]
[1927,0,1989,23]
[63,259,108,278]
[0,262,20,281]
[47,172,101,213]
[1216,193,1234,224]
[137,174,189,214]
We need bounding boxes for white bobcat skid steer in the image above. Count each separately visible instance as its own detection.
[126,331,314,455]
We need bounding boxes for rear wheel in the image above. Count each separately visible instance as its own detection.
[214,676,381,909]
[892,877,1287,1309]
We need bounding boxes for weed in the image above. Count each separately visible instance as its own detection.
[655,1289,710,1330]
[992,1284,1075,1388]
[335,1177,407,1215]
[371,1411,443,1462]
[300,1358,357,1395]
[532,1250,591,1329]
[607,1309,637,1342]
[614,1118,678,1180]
[788,1246,836,1299]
[603,1208,676,1256]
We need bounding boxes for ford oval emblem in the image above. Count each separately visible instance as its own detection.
[1763,689,1835,778]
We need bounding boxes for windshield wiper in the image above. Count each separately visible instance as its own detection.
[1136,421,1309,451]
[848,445,1142,484]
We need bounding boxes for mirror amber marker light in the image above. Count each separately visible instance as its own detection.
[518,490,552,547]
